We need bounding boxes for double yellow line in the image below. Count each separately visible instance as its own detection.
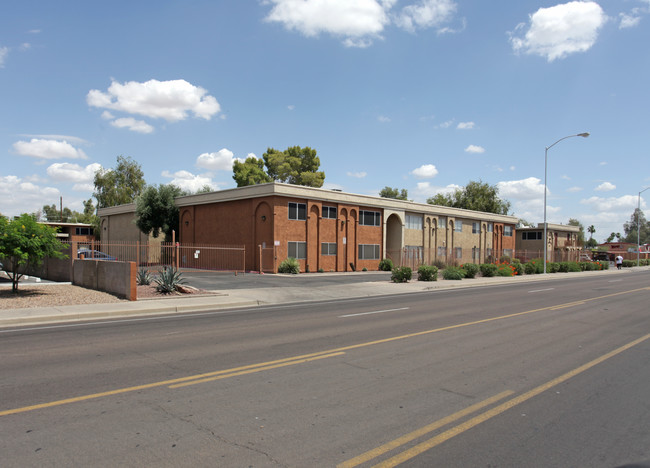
[339,332,650,467]
[2,286,648,419]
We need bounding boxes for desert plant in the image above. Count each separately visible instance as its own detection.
[154,267,186,294]
[511,259,524,276]
[622,260,634,268]
[442,266,465,280]
[496,262,516,276]
[379,258,394,271]
[547,262,560,273]
[432,259,446,270]
[391,266,412,283]
[479,263,498,277]
[461,263,479,279]
[525,259,543,275]
[317,267,324,273]
[136,268,153,285]
[362,267,368,271]
[417,265,438,281]
[278,257,300,274]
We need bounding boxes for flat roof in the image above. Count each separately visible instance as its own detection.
[174,182,518,224]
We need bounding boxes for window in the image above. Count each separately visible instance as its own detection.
[438,217,446,229]
[405,215,423,230]
[455,247,463,259]
[358,244,380,260]
[75,227,93,236]
[405,246,423,262]
[288,202,306,221]
[486,248,493,259]
[323,206,337,219]
[473,247,481,261]
[288,241,306,259]
[503,249,513,258]
[472,222,480,234]
[487,222,494,232]
[321,242,337,256]
[454,220,463,232]
[360,210,381,226]
[437,246,447,257]
[504,226,513,236]
[522,231,542,240]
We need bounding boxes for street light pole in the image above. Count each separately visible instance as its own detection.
[543,132,590,274]
[637,187,649,266]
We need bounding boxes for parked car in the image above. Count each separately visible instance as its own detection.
[77,249,116,261]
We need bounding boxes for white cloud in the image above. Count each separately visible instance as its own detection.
[580,195,638,212]
[457,121,474,129]
[377,115,391,123]
[264,0,459,47]
[411,164,438,179]
[161,170,217,193]
[595,181,616,192]
[19,134,89,145]
[509,1,606,61]
[46,162,101,184]
[347,171,367,178]
[13,138,88,160]
[465,144,485,154]
[497,177,545,201]
[110,117,155,134]
[87,79,221,122]
[412,181,460,202]
[0,175,61,217]
[0,46,8,67]
[619,12,641,29]
[395,0,458,33]
[567,186,583,193]
[196,149,236,171]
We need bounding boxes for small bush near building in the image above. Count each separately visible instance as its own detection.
[524,259,543,275]
[136,268,153,285]
[461,263,479,279]
[417,265,438,281]
[379,258,394,271]
[511,259,524,276]
[598,261,609,270]
[442,266,465,280]
[479,263,498,277]
[278,257,300,274]
[391,266,412,283]
[622,260,634,268]
[496,262,516,276]
[547,262,560,273]
[432,259,446,270]
[155,267,186,294]
[499,255,512,264]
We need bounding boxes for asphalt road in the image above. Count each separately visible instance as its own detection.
[1,272,649,467]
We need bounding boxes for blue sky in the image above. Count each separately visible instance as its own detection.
[1,0,648,242]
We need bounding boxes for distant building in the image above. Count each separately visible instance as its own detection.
[515,223,581,263]
[40,221,96,243]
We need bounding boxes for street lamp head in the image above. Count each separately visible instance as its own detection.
[577,132,590,138]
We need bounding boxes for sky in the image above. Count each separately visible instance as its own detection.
[1,0,649,242]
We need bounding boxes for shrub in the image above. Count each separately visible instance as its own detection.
[362,267,368,272]
[317,268,324,273]
[379,258,394,271]
[432,259,446,270]
[154,267,186,294]
[497,262,516,276]
[499,255,512,264]
[479,263,498,277]
[418,265,438,281]
[547,262,560,273]
[442,266,465,280]
[461,263,479,279]
[136,268,153,285]
[511,259,524,276]
[524,260,541,275]
[622,260,634,268]
[278,257,300,274]
[599,260,609,270]
[391,266,412,283]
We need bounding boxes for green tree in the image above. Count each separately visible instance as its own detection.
[623,208,649,244]
[263,146,325,187]
[606,232,616,243]
[232,156,273,187]
[93,155,146,208]
[0,214,66,292]
[135,184,186,241]
[379,187,409,200]
[426,180,511,215]
[568,218,585,246]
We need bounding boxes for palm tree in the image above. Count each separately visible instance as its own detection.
[587,225,595,240]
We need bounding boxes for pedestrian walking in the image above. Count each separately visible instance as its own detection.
[615,255,623,270]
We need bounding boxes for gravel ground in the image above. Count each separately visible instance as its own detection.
[0,282,204,310]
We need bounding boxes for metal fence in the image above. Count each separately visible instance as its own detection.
[63,240,246,273]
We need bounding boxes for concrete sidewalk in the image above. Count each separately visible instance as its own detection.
[1,267,645,328]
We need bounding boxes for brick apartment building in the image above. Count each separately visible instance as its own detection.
[174,183,518,272]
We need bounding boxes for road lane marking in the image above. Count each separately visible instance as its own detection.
[2,286,648,418]
[528,288,554,293]
[169,352,345,388]
[367,332,650,468]
[339,308,409,318]
[550,301,586,310]
[609,279,623,283]
[336,390,514,468]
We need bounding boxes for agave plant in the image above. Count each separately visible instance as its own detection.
[136,268,153,285]
[154,267,186,294]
